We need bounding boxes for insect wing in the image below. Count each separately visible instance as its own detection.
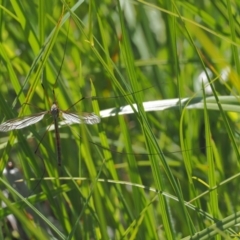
[0,111,47,132]
[61,111,100,125]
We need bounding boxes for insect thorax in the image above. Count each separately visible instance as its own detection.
[51,103,59,118]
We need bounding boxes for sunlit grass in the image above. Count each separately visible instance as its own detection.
[0,0,240,239]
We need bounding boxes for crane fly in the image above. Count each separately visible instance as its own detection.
[0,95,101,166]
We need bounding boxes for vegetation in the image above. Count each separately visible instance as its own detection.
[0,0,239,239]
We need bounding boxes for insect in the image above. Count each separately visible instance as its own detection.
[0,93,100,166]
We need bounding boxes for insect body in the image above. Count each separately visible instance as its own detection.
[0,101,100,165]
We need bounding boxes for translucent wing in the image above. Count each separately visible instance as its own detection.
[0,111,48,132]
[61,112,100,125]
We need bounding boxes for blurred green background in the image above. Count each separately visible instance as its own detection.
[0,0,240,239]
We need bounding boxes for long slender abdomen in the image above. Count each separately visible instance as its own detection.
[54,118,61,166]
